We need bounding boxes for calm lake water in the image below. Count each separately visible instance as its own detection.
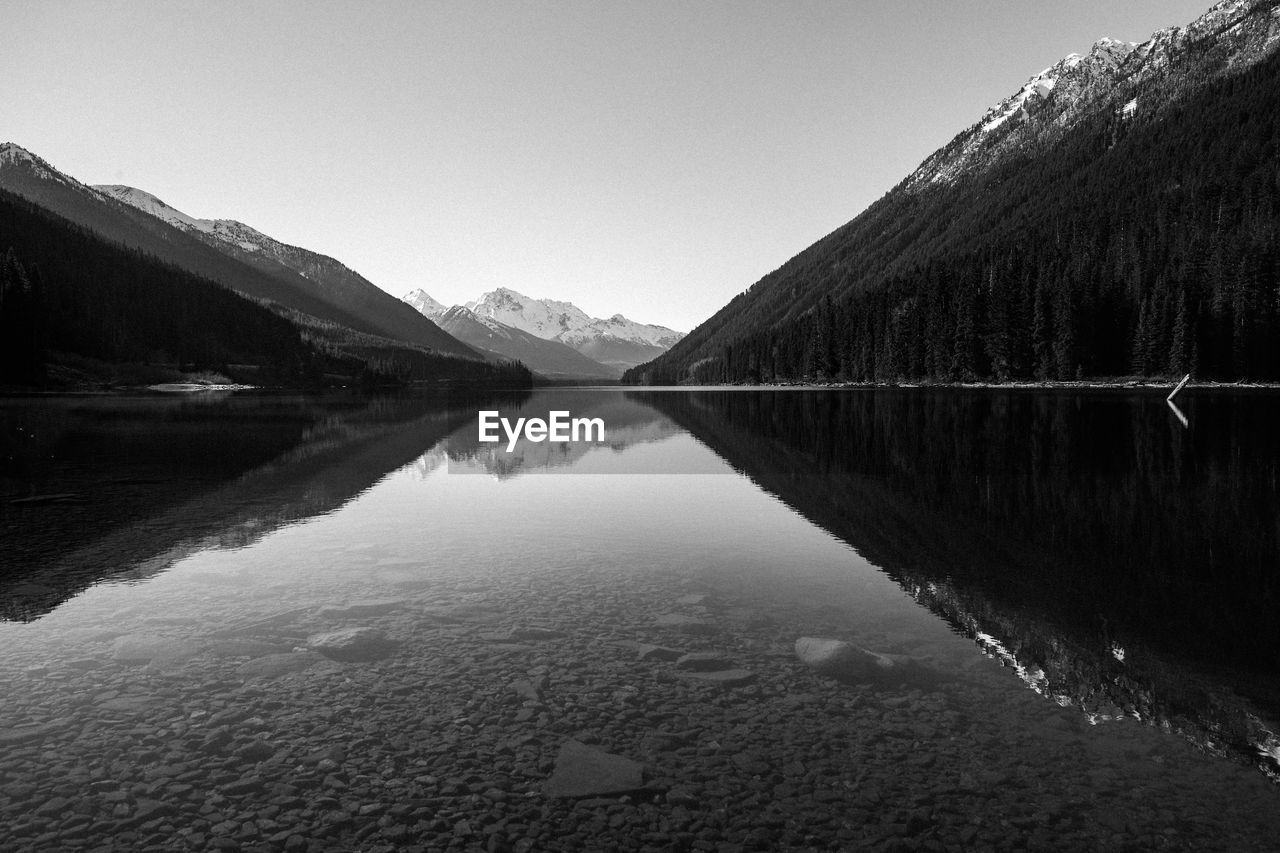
[1,387,1278,852]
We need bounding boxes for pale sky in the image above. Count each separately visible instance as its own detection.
[4,1,1212,332]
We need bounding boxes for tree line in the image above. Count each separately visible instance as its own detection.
[0,188,531,388]
[629,48,1280,384]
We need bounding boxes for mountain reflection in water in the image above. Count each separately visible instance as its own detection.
[3,386,1278,785]
[634,388,1280,780]
[440,388,684,478]
[0,391,526,621]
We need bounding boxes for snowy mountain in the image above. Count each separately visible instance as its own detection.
[434,306,621,380]
[463,287,683,370]
[88,182,478,358]
[0,143,76,186]
[907,0,1280,189]
[630,0,1280,384]
[0,145,480,360]
[401,286,684,371]
[403,288,447,321]
[96,185,278,254]
[466,287,683,349]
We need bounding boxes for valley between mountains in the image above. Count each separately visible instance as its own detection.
[2,0,1278,390]
[0,151,683,388]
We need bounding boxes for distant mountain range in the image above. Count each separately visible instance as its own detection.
[0,141,682,386]
[0,143,542,387]
[402,286,684,380]
[92,183,481,357]
[629,0,1280,384]
[435,305,621,380]
[0,145,478,361]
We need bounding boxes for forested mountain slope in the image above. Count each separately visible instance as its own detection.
[0,189,532,388]
[0,188,314,385]
[628,0,1280,384]
[0,145,479,360]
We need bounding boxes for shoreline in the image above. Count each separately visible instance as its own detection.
[7,379,1280,398]
[626,379,1280,392]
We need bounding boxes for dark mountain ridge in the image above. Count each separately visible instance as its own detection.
[0,187,532,388]
[628,0,1280,384]
[636,388,1280,780]
[435,305,622,380]
[0,145,479,360]
[0,187,315,386]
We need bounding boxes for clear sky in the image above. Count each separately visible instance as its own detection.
[4,0,1213,332]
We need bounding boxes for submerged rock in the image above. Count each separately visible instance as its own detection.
[205,639,290,659]
[676,669,755,687]
[98,695,162,714]
[543,740,645,798]
[675,652,735,671]
[236,652,323,679]
[509,677,546,702]
[306,628,398,662]
[794,637,922,684]
[317,600,404,619]
[653,614,717,635]
[0,722,64,746]
[636,644,683,661]
[480,626,566,643]
[507,626,566,641]
[110,634,202,666]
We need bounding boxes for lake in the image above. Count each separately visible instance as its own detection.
[1,387,1278,851]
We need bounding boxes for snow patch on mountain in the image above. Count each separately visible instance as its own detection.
[402,289,447,320]
[95,185,275,254]
[443,304,507,335]
[974,38,1136,138]
[981,66,1064,133]
[0,142,81,186]
[0,143,40,168]
[401,287,684,370]
[466,287,684,348]
[906,0,1280,191]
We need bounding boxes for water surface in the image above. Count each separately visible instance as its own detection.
[1,388,1278,851]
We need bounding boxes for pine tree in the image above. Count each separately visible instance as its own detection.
[1032,276,1054,380]
[1169,289,1192,375]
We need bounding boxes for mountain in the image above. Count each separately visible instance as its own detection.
[403,288,447,320]
[637,388,1280,782]
[0,186,314,386]
[0,155,531,388]
[0,393,495,620]
[465,287,683,370]
[90,183,479,360]
[906,0,1280,190]
[441,389,682,479]
[401,286,685,372]
[0,144,479,361]
[627,0,1280,384]
[434,305,621,380]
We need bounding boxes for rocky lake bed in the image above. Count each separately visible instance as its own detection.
[2,564,1279,853]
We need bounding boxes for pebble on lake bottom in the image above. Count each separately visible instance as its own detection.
[1,570,1279,852]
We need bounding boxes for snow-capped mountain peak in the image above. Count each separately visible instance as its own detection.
[0,142,38,167]
[402,289,447,320]
[907,0,1280,190]
[96,185,205,229]
[441,304,508,335]
[0,142,80,186]
[974,36,1137,136]
[979,64,1063,134]
[402,286,684,371]
[94,185,273,253]
[465,287,682,348]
